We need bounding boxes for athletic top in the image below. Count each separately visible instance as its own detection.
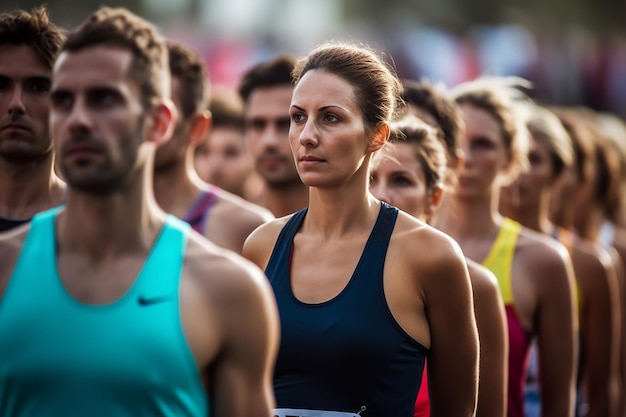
[482,217,528,417]
[0,208,208,417]
[266,202,428,417]
[183,188,219,234]
[413,366,429,417]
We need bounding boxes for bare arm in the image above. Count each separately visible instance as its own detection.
[572,244,621,417]
[468,261,508,417]
[424,239,479,417]
[534,245,577,417]
[210,260,280,417]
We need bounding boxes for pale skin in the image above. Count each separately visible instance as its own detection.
[243,69,479,416]
[501,132,621,417]
[437,103,578,417]
[0,44,65,221]
[0,46,278,417]
[153,75,274,255]
[370,141,508,417]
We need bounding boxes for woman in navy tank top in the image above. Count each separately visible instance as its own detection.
[243,41,479,417]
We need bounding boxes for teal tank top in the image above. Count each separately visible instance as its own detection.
[0,208,208,417]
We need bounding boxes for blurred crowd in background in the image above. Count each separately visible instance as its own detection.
[2,0,626,119]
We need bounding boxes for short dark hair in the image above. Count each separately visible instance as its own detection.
[238,54,296,102]
[0,6,65,69]
[167,40,209,119]
[62,7,168,109]
[209,86,245,130]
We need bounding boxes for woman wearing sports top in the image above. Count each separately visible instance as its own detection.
[436,77,578,417]
[370,105,508,417]
[243,42,479,417]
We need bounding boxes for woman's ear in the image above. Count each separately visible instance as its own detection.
[369,123,390,153]
[148,98,177,146]
[425,186,445,218]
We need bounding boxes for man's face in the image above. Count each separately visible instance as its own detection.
[50,46,148,194]
[244,85,301,188]
[0,44,53,163]
[195,125,252,196]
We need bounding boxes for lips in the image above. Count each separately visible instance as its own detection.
[0,123,31,133]
[300,155,324,162]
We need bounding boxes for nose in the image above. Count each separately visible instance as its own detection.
[461,140,472,168]
[65,97,92,135]
[298,118,318,148]
[8,85,26,116]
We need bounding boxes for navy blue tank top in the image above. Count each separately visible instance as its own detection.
[265,202,428,417]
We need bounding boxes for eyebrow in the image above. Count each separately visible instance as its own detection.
[290,104,346,112]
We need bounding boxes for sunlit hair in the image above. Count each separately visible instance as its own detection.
[292,41,404,139]
[552,106,623,221]
[167,40,209,119]
[526,104,574,178]
[595,112,626,217]
[0,5,65,69]
[376,115,448,193]
[401,78,464,166]
[238,54,296,102]
[450,76,531,184]
[62,7,168,109]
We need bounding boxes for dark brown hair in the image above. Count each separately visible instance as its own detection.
[62,7,168,109]
[292,42,404,138]
[167,40,209,119]
[401,79,463,165]
[238,54,296,102]
[388,116,447,192]
[0,5,65,69]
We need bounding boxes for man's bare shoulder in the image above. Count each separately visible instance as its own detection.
[0,224,32,299]
[213,188,275,224]
[183,231,272,302]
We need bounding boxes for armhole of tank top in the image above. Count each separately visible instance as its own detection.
[1,210,54,309]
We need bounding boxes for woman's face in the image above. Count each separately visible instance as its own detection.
[370,142,432,220]
[456,103,510,200]
[500,134,554,212]
[289,70,375,189]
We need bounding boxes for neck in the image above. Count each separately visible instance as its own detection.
[252,181,309,218]
[153,156,203,219]
[59,151,166,260]
[435,189,501,241]
[576,203,607,242]
[500,191,553,235]
[0,154,65,219]
[303,167,378,238]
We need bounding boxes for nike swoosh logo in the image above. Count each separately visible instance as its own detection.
[137,295,171,306]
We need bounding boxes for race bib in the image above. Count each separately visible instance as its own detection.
[273,408,363,417]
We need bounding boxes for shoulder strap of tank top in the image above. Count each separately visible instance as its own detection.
[183,187,219,234]
[264,208,308,276]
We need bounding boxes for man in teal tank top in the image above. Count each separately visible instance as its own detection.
[0,7,279,417]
